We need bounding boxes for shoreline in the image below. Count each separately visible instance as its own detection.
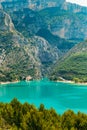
[55,77,87,85]
[57,80,87,86]
[0,81,20,85]
[0,79,87,86]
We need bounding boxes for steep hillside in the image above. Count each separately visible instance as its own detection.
[0,10,41,81]
[0,2,76,57]
[1,0,87,82]
[37,29,75,53]
[2,6,76,53]
[39,7,87,42]
[50,42,87,82]
[2,0,87,43]
[0,9,59,82]
[9,8,46,37]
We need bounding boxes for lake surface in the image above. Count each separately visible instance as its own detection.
[0,79,87,114]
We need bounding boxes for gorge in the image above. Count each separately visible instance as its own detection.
[0,1,87,129]
[0,0,87,82]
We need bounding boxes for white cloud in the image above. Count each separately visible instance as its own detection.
[66,0,87,7]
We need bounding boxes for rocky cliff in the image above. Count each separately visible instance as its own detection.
[0,9,60,81]
[39,7,87,42]
[0,9,40,81]
[2,0,87,42]
[1,0,87,82]
[2,0,87,13]
[1,0,65,10]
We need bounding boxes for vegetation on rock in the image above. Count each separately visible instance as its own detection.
[50,42,87,83]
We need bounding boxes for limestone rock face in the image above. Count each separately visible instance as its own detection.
[39,5,87,42]
[1,0,87,82]
[1,0,87,42]
[0,9,60,81]
[1,0,65,10]
[1,0,29,11]
[28,0,65,10]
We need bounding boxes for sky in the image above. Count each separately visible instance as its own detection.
[66,0,87,7]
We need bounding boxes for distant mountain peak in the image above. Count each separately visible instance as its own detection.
[1,0,65,10]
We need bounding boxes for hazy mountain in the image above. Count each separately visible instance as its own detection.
[1,0,65,10]
[2,0,87,42]
[1,0,76,51]
[39,7,87,42]
[2,0,87,13]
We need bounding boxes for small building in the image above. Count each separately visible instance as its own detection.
[26,75,32,81]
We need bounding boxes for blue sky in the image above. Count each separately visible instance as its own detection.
[66,0,87,7]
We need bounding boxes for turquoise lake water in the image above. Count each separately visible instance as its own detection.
[0,79,87,114]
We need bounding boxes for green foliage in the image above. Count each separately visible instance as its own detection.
[39,7,87,43]
[37,29,75,52]
[0,31,40,82]
[10,8,45,37]
[50,42,87,83]
[0,99,87,130]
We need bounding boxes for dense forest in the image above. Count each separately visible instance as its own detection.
[0,98,87,130]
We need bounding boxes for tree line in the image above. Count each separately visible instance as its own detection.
[0,98,87,130]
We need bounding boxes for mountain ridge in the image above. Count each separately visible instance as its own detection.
[0,0,87,82]
[50,41,87,82]
[0,8,61,81]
